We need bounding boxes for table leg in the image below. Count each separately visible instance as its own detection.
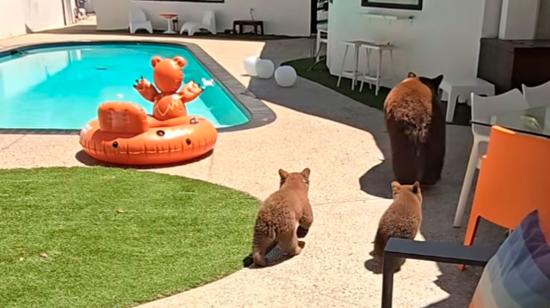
[260,23,264,35]
[382,256,395,308]
[164,18,176,34]
[233,22,237,34]
[254,24,258,35]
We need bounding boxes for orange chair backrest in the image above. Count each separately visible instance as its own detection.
[471,126,550,230]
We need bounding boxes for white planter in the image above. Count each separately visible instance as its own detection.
[256,59,275,79]
[274,66,298,87]
[244,56,260,76]
[499,0,540,40]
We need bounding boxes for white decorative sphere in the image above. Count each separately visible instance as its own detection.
[255,59,275,79]
[274,66,298,87]
[244,56,260,76]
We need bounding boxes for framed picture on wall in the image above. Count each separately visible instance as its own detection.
[362,0,423,10]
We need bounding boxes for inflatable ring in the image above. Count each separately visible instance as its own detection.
[79,102,217,165]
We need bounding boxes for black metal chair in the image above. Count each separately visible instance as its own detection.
[381,238,499,308]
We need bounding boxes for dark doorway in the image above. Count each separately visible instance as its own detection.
[311,0,329,34]
[310,0,317,34]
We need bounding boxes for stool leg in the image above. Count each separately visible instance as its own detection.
[314,47,323,63]
[367,49,372,90]
[360,47,368,92]
[446,90,458,122]
[337,45,350,88]
[315,31,322,62]
[389,48,394,82]
[375,49,382,96]
[352,45,359,91]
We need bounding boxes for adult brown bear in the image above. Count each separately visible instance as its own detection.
[384,73,445,185]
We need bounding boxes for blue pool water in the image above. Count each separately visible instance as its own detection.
[0,43,250,130]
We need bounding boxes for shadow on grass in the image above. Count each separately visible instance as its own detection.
[283,58,389,111]
[284,58,473,126]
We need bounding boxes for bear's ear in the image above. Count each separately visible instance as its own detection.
[173,56,187,68]
[412,181,420,194]
[279,169,289,179]
[301,168,311,181]
[151,56,162,68]
[431,74,444,88]
[391,181,400,193]
[407,72,417,78]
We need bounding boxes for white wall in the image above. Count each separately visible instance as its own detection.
[0,1,27,39]
[481,0,502,38]
[94,0,311,36]
[499,0,539,40]
[536,0,550,38]
[25,0,66,32]
[0,0,67,40]
[328,0,486,87]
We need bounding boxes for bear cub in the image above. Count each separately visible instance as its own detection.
[374,181,423,272]
[252,168,313,267]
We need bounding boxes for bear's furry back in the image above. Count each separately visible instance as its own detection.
[384,78,434,143]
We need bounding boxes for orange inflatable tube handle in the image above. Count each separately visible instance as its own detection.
[98,102,149,134]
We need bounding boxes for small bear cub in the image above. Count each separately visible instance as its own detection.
[374,181,423,272]
[252,168,313,267]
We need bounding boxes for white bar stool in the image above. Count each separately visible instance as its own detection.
[358,41,395,96]
[314,25,328,63]
[439,78,495,123]
[337,41,365,91]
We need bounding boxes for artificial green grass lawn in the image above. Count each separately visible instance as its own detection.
[0,167,259,307]
[283,57,390,110]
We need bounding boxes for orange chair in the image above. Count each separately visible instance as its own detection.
[463,125,550,248]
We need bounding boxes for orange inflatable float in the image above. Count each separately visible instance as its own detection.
[79,56,218,165]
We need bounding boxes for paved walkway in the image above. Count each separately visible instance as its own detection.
[0,32,503,307]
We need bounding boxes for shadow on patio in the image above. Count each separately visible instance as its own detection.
[248,39,506,307]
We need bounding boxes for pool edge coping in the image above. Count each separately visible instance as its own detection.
[0,39,277,134]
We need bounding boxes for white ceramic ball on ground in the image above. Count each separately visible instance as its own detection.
[256,59,275,79]
[244,56,260,76]
[274,66,298,87]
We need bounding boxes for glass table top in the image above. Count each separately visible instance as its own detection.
[472,106,550,138]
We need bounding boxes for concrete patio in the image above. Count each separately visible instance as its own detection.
[0,28,504,307]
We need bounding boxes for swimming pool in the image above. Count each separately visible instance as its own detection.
[0,42,251,130]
